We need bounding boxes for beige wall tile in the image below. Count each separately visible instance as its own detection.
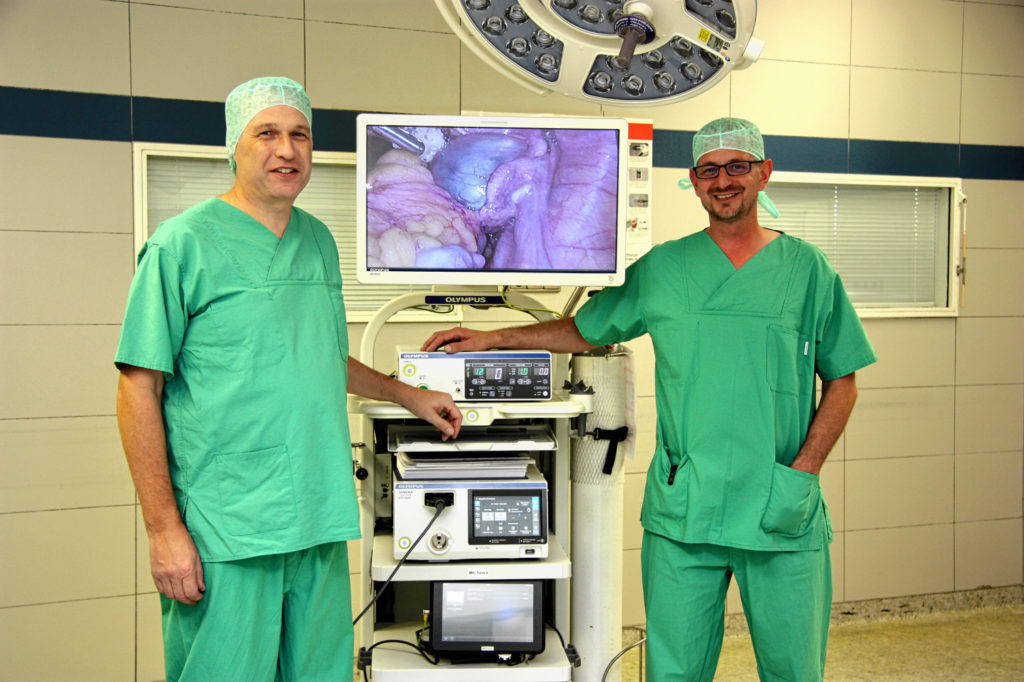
[652,167,711,241]
[307,0,451,31]
[348,538,361,577]
[626,396,656,475]
[857,318,955,389]
[961,180,1024,250]
[139,0,303,18]
[844,387,955,460]
[964,2,1024,77]
[621,548,644,626]
[137,592,165,681]
[821,459,845,532]
[350,572,363,627]
[0,232,134,325]
[851,0,963,72]
[458,44,603,117]
[0,596,135,682]
[831,532,846,603]
[306,22,461,114]
[0,136,133,233]
[955,384,1024,454]
[955,518,1024,590]
[956,316,1024,384]
[955,450,1024,522]
[0,325,121,419]
[731,61,850,139]
[959,249,1024,318]
[0,0,130,94]
[847,456,950,532]
[0,507,134,607]
[850,67,960,143]
[846,455,954,530]
[130,4,304,101]
[845,525,953,600]
[961,74,1024,147]
[622,472,645,551]
[0,417,133,513]
[753,0,852,65]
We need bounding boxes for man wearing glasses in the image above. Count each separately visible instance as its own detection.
[421,117,876,681]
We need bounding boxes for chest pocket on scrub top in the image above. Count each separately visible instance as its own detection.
[765,323,806,462]
[207,289,287,373]
[766,324,801,396]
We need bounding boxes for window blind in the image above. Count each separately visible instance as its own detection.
[761,183,951,309]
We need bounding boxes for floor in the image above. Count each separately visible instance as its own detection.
[614,602,1024,681]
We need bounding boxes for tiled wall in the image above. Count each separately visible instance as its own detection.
[0,0,1021,679]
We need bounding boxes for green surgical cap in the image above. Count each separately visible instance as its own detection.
[225,76,312,173]
[692,117,764,165]
[689,116,778,218]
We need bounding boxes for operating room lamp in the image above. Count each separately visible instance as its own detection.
[435,0,764,106]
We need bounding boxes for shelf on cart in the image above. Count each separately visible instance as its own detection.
[371,534,571,581]
[352,395,585,423]
[368,623,572,681]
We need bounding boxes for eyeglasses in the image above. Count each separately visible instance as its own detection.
[692,160,764,180]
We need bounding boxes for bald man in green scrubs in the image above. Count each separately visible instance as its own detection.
[422,118,876,681]
[115,77,462,681]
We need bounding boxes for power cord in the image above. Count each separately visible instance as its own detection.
[499,285,563,318]
[601,636,647,681]
[358,638,439,682]
[549,621,581,668]
[352,500,448,625]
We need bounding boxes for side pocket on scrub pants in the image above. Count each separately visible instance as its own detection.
[760,462,821,537]
[215,445,298,536]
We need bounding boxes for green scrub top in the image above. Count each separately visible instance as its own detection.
[116,199,360,562]
[575,231,876,551]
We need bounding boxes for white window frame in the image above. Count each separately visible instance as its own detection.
[133,145,966,322]
[765,171,967,318]
[131,142,459,323]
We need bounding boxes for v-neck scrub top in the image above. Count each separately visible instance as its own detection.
[575,231,876,551]
[116,199,360,562]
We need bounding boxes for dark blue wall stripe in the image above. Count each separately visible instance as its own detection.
[3,86,1023,180]
[961,144,1024,180]
[850,139,961,177]
[0,87,131,141]
[133,96,224,146]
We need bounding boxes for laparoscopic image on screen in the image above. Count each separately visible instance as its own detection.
[364,124,620,273]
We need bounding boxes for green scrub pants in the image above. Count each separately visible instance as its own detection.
[642,531,831,682]
[161,541,353,682]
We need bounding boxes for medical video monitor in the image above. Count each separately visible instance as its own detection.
[356,113,628,287]
[429,580,545,656]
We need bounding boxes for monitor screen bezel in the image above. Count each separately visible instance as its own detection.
[355,112,629,287]
[429,579,546,656]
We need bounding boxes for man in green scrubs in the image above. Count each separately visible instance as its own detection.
[115,77,463,681]
[422,118,876,681]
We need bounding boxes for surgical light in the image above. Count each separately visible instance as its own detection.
[435,0,764,106]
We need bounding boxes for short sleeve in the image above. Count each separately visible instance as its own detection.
[574,257,649,346]
[114,243,188,377]
[816,274,878,380]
